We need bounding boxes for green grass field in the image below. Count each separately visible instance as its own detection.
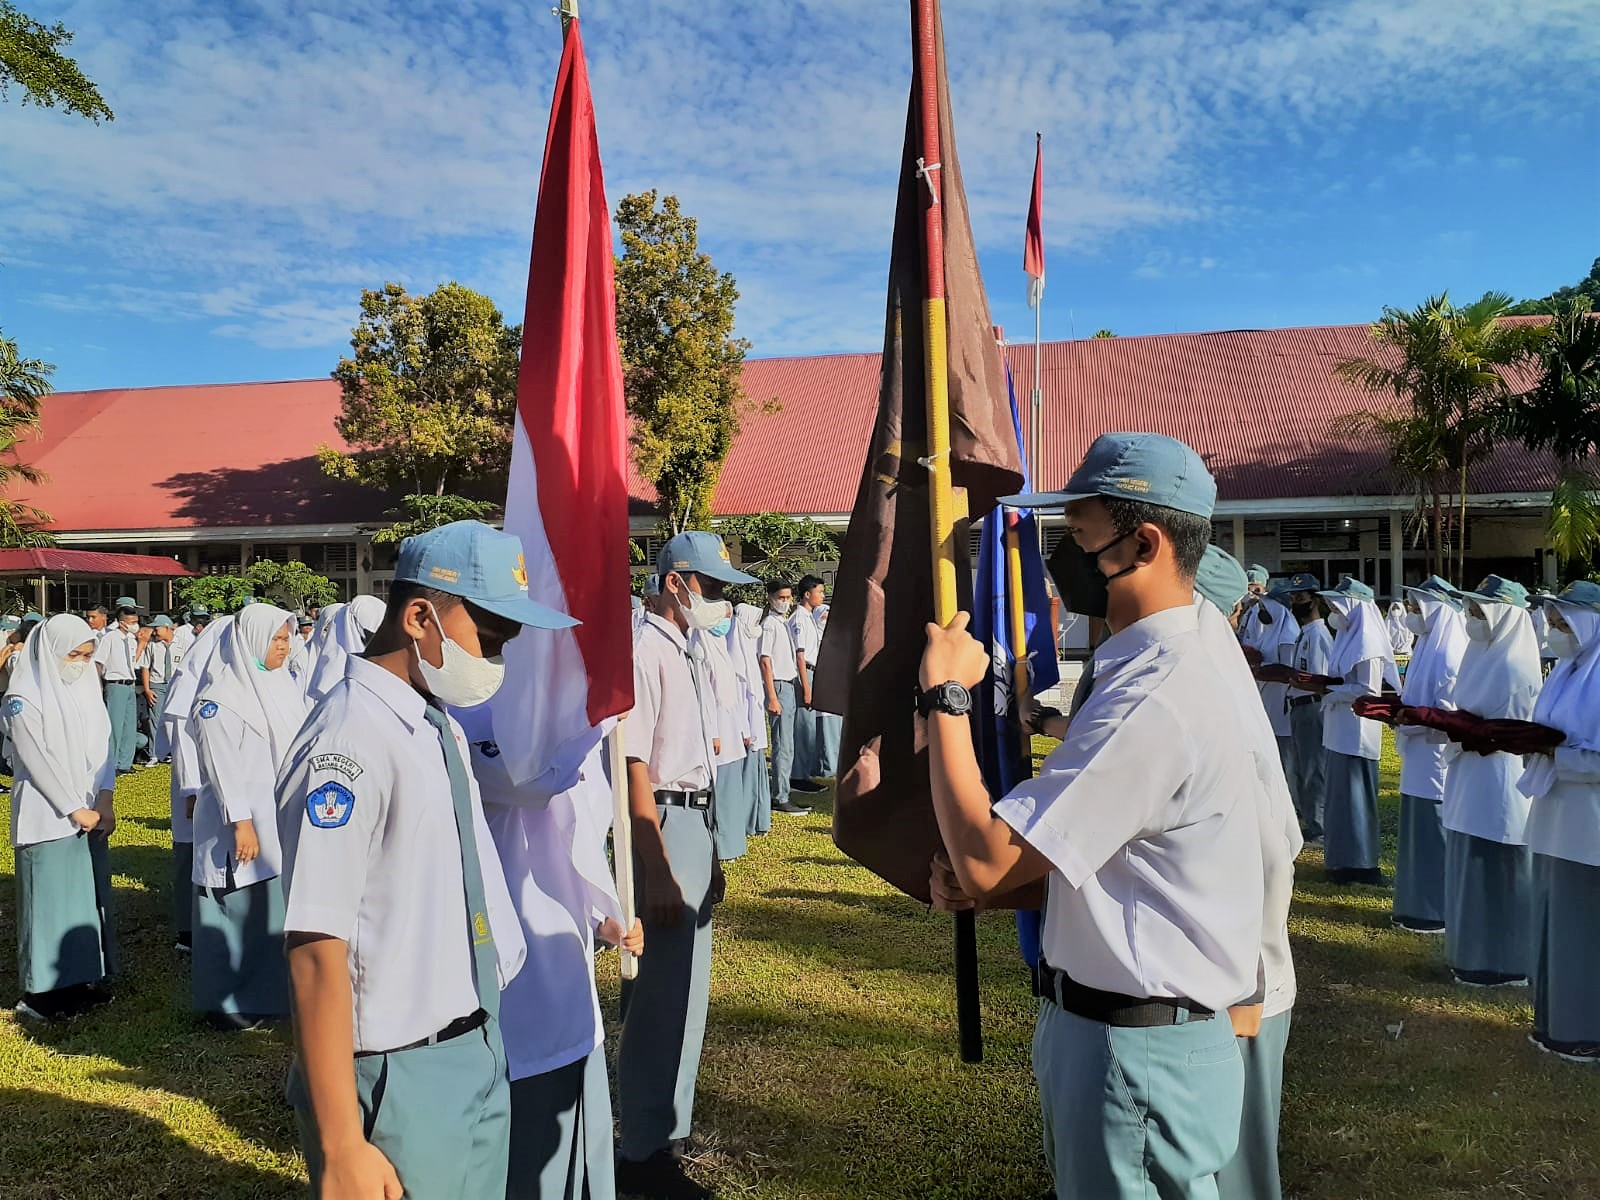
[2,734,1598,1199]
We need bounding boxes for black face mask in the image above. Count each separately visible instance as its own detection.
[1047,530,1138,619]
[1290,598,1315,619]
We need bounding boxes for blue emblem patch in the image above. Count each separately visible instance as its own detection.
[6,697,23,718]
[307,781,355,829]
[475,740,501,759]
[198,701,219,719]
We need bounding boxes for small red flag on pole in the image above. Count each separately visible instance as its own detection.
[1024,132,1045,308]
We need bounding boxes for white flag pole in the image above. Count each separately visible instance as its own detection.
[609,717,638,981]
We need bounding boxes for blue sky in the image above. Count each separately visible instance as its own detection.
[1,0,1595,393]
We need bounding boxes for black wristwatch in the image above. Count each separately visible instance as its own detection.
[918,681,973,718]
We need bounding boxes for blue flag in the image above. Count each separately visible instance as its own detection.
[970,363,1059,969]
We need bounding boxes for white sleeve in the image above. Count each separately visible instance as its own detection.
[277,735,387,942]
[10,704,92,817]
[1553,745,1600,784]
[196,707,274,825]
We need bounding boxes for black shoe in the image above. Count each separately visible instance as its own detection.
[774,801,812,815]
[789,779,826,793]
[616,1149,713,1199]
[1391,917,1445,934]
[203,1011,268,1032]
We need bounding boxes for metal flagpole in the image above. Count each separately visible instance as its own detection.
[910,0,982,1065]
[1030,133,1045,543]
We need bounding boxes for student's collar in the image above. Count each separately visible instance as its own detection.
[345,653,430,733]
[1092,603,1198,673]
[643,611,688,651]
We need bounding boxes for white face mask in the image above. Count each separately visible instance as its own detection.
[674,580,729,632]
[1465,616,1491,643]
[771,600,792,616]
[1404,612,1428,637]
[59,660,89,684]
[1547,629,1580,660]
[1326,611,1345,633]
[413,603,505,708]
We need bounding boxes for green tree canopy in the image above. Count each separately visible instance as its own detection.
[320,282,521,498]
[369,493,499,547]
[177,561,339,615]
[615,191,758,534]
[0,327,53,547]
[0,2,111,121]
[1091,329,1116,338]
[1507,256,1600,317]
[714,513,838,608]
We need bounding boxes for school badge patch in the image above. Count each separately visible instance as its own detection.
[6,697,23,717]
[197,701,219,720]
[307,781,355,829]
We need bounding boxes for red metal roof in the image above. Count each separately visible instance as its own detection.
[0,548,196,578]
[13,323,1557,535]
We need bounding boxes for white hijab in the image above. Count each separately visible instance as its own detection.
[1400,593,1469,708]
[732,603,764,689]
[1452,601,1541,721]
[1385,602,1414,655]
[162,615,233,727]
[305,595,384,701]
[310,602,345,650]
[5,614,113,797]
[1328,596,1401,689]
[195,603,309,764]
[1528,603,1600,749]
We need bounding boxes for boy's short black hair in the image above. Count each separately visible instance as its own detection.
[87,604,109,617]
[1100,498,1211,580]
[797,575,824,595]
[378,581,522,647]
[767,578,793,596]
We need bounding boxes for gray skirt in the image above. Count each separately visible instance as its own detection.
[1394,795,1448,928]
[15,832,112,995]
[1443,830,1531,982]
[713,759,750,862]
[172,842,194,936]
[192,873,289,1017]
[1323,750,1380,874]
[1532,854,1600,1046]
[745,751,771,836]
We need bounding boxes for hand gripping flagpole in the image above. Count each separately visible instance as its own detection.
[911,0,981,1065]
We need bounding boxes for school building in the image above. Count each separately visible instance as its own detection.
[9,323,1557,612]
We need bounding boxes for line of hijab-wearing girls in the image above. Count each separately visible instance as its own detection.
[9,597,386,1028]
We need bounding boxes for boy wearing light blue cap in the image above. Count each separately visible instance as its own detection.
[618,530,756,1200]
[925,433,1264,1200]
[277,521,564,1199]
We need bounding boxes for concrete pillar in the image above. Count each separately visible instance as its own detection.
[239,542,254,572]
[1231,516,1246,560]
[134,544,151,612]
[1388,510,1404,595]
[356,531,374,595]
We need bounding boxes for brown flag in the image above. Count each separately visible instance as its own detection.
[813,7,1024,901]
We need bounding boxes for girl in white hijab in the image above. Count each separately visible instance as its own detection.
[1316,578,1399,885]
[731,603,771,838]
[694,605,751,863]
[159,614,232,954]
[1386,600,1415,657]
[1439,575,1542,987]
[189,603,308,1028]
[6,615,117,1021]
[1520,582,1600,1060]
[1390,579,1470,933]
[304,594,384,703]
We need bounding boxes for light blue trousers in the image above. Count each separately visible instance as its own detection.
[792,701,820,781]
[292,1016,511,1200]
[1288,701,1324,830]
[618,805,714,1160]
[816,712,843,778]
[713,758,750,862]
[507,1045,615,1200]
[104,681,138,772]
[1035,1002,1244,1199]
[1216,1009,1292,1200]
[743,752,771,836]
[767,679,796,806]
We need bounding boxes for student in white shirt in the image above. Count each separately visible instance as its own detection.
[1522,581,1600,1061]
[189,603,308,1029]
[759,579,811,816]
[94,600,143,774]
[811,602,843,777]
[725,602,769,845]
[788,574,828,793]
[618,531,756,1200]
[1285,574,1332,839]
[697,610,753,863]
[923,433,1263,1199]
[1386,600,1416,658]
[1313,578,1398,885]
[1440,575,1541,987]
[5,615,118,1023]
[1240,581,1302,782]
[1390,577,1468,933]
[276,521,540,1199]
[138,615,179,762]
[85,605,109,642]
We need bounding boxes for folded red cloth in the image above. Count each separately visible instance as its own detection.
[1353,695,1405,724]
[1290,671,1344,692]
[1398,707,1565,754]
[1242,645,1264,667]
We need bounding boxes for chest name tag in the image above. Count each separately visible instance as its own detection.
[310,752,364,780]
[307,781,355,829]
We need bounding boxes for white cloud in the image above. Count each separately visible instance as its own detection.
[0,0,1592,358]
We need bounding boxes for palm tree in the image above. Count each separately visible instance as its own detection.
[0,329,55,547]
[1502,297,1600,570]
[1337,293,1545,581]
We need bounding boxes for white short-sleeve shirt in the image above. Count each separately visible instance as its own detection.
[276,656,526,1055]
[993,604,1265,1012]
[790,607,821,665]
[1321,658,1384,759]
[625,614,713,792]
[138,639,178,685]
[1240,601,1300,738]
[93,627,140,682]
[759,614,798,682]
[1289,620,1333,700]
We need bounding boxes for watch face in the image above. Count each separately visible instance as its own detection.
[945,683,970,708]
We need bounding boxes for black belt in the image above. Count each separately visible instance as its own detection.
[1289,694,1320,709]
[1034,960,1213,1027]
[654,789,712,810]
[105,680,136,686]
[356,1008,487,1058]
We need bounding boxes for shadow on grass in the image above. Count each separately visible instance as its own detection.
[0,1087,299,1200]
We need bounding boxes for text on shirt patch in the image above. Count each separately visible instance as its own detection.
[307,781,356,828]
[310,752,364,780]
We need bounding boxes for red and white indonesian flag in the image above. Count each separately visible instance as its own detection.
[490,19,633,799]
[1024,133,1044,308]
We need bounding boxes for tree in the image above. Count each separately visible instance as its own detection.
[615,191,758,534]
[320,282,521,499]
[0,2,112,121]
[0,328,53,547]
[714,513,838,608]
[369,493,499,547]
[1091,329,1116,338]
[178,560,339,615]
[1336,293,1544,580]
[1501,298,1600,571]
[1507,256,1600,317]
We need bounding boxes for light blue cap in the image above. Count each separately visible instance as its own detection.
[1246,564,1270,587]
[656,531,759,586]
[1285,572,1322,593]
[189,606,212,620]
[1266,580,1295,602]
[22,611,43,624]
[150,614,175,628]
[395,520,576,629]
[1001,432,1217,519]
[1405,574,1463,610]
[1318,577,1375,603]
[1551,580,1600,613]
[114,595,141,611]
[1456,574,1528,608]
[1196,545,1250,617]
